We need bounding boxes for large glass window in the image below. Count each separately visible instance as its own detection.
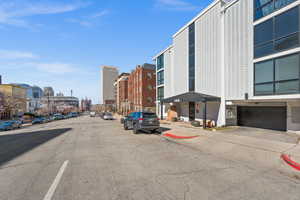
[157,70,164,85]
[157,54,164,70]
[157,87,164,101]
[254,6,299,58]
[254,53,300,95]
[254,0,297,21]
[254,19,273,45]
[255,83,274,95]
[275,54,299,81]
[255,60,274,84]
[189,22,195,92]
[254,42,274,58]
[274,7,299,39]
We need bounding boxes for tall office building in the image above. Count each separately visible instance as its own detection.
[100,66,119,104]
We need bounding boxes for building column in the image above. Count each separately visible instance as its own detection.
[217,5,226,127]
[160,102,163,120]
[203,101,207,129]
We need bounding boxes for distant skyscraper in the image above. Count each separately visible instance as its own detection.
[100,66,119,104]
[44,87,54,97]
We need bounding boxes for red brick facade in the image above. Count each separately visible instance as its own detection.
[128,64,156,112]
[119,79,128,103]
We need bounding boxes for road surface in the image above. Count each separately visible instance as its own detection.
[0,116,299,200]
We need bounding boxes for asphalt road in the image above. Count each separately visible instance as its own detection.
[0,116,299,200]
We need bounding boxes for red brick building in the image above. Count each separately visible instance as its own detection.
[115,73,130,114]
[128,64,156,112]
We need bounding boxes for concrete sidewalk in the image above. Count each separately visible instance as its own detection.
[160,122,300,178]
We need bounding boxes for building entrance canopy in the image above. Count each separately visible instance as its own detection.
[160,92,220,128]
[160,92,220,103]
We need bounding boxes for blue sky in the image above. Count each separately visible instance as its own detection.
[0,0,213,103]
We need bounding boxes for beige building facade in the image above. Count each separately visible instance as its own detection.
[100,66,119,105]
[0,84,27,118]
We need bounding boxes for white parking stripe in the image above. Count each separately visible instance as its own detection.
[43,160,69,200]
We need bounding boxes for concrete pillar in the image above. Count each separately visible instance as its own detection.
[218,5,226,127]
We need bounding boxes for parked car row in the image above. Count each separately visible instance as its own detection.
[0,112,80,132]
[0,119,22,131]
[122,111,160,134]
[90,112,115,120]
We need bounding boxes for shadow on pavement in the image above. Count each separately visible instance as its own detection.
[137,127,171,135]
[159,127,171,133]
[0,128,71,166]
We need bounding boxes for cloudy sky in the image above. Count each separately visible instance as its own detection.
[0,0,213,103]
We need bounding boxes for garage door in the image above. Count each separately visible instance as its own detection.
[237,106,287,131]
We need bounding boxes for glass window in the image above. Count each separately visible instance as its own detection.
[255,0,272,8]
[274,33,299,51]
[157,71,164,85]
[157,87,164,100]
[275,7,299,39]
[189,23,195,92]
[275,54,299,81]
[254,53,300,96]
[275,0,297,9]
[254,6,299,58]
[255,60,274,84]
[254,19,273,45]
[143,113,158,119]
[255,2,274,20]
[255,83,274,95]
[275,80,299,94]
[254,0,297,20]
[189,79,195,91]
[254,42,274,58]
[157,54,164,70]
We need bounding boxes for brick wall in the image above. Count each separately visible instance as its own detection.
[128,65,156,112]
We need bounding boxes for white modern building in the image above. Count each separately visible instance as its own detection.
[154,0,300,132]
[100,66,119,105]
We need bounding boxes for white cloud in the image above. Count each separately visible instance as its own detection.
[155,0,199,11]
[90,10,110,18]
[0,49,38,59]
[66,9,109,27]
[0,0,88,28]
[28,62,78,74]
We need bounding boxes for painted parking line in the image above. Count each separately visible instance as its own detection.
[43,160,69,200]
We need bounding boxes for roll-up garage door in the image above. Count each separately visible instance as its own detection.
[237,106,287,131]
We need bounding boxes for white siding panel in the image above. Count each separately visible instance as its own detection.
[195,3,222,97]
[224,0,252,100]
[173,29,188,96]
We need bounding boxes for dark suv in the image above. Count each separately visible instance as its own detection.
[123,112,160,134]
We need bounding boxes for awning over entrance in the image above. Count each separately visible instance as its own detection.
[161,92,220,103]
[159,92,221,129]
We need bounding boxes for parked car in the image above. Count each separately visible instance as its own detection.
[90,112,96,117]
[32,117,45,124]
[70,112,78,118]
[43,117,51,123]
[53,114,64,120]
[123,112,160,134]
[103,112,114,120]
[0,121,14,131]
[11,119,22,129]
